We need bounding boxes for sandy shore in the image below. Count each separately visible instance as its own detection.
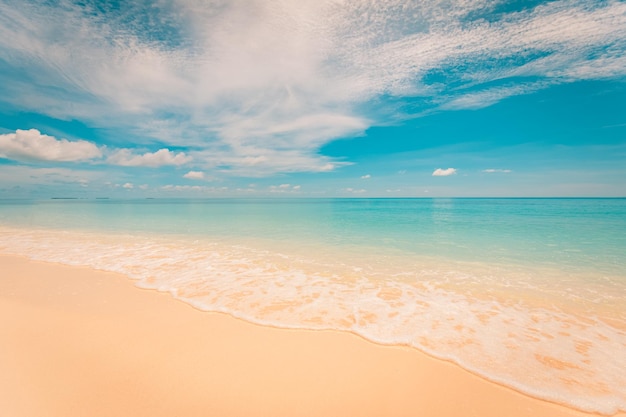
[1,255,622,417]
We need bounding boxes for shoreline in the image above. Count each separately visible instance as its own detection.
[1,254,623,417]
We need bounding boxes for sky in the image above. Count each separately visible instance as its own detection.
[0,0,625,198]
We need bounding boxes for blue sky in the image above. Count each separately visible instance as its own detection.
[0,0,625,197]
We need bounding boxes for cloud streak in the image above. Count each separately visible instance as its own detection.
[0,0,624,174]
[483,169,512,173]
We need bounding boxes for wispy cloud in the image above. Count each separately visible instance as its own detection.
[0,0,624,175]
[0,129,101,162]
[0,165,99,186]
[439,83,548,110]
[269,183,301,193]
[361,174,371,179]
[433,168,457,177]
[483,169,512,173]
[161,184,228,193]
[343,188,366,194]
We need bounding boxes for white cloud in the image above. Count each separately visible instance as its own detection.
[432,168,457,177]
[183,171,205,180]
[269,184,292,193]
[343,188,366,194]
[483,169,512,173]
[361,174,371,179]
[0,129,101,162]
[161,184,228,193]
[268,183,302,193]
[107,148,191,167]
[236,187,258,193]
[122,182,134,189]
[0,0,625,175]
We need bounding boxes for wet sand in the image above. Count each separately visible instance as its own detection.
[1,255,622,417]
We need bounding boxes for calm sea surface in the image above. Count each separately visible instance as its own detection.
[1,198,625,414]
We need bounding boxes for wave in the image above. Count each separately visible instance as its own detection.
[1,225,624,415]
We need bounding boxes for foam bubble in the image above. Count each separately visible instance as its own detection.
[1,225,625,415]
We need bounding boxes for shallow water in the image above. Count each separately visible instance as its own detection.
[1,198,625,414]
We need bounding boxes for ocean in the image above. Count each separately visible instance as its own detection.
[0,198,624,414]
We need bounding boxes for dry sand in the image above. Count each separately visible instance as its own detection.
[1,254,623,417]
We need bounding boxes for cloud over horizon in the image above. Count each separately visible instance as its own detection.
[0,0,624,178]
[183,171,205,180]
[107,148,192,168]
[0,1,625,198]
[433,168,458,177]
[483,169,512,173]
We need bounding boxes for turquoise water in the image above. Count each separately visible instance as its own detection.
[1,198,625,414]
[2,198,625,273]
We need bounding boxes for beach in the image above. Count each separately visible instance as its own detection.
[1,255,622,417]
[2,0,626,413]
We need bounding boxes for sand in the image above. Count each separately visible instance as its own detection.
[1,254,623,417]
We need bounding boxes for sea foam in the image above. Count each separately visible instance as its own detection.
[1,225,625,415]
